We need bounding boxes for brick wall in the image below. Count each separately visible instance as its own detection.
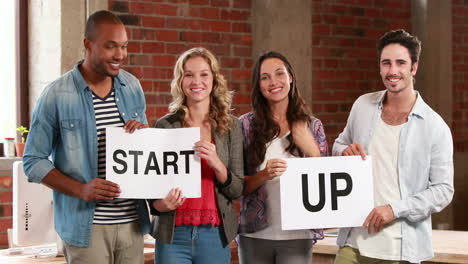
[453,0,468,152]
[109,0,253,127]
[452,0,468,231]
[311,0,411,143]
[110,0,413,144]
[0,163,14,249]
[0,184,12,248]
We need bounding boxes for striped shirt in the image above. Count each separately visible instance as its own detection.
[92,89,139,225]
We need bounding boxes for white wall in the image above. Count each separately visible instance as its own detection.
[28,0,62,114]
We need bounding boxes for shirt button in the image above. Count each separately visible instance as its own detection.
[135,113,138,116]
[122,113,125,116]
[70,124,74,128]
[116,98,119,102]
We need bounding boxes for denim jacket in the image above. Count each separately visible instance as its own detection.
[333,90,454,263]
[238,112,328,242]
[23,61,151,247]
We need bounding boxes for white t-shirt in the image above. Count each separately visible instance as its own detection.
[244,132,315,240]
[346,117,404,260]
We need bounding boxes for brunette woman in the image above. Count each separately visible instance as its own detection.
[237,51,329,264]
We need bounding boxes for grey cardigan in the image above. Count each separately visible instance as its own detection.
[149,111,244,246]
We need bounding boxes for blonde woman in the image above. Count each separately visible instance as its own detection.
[149,47,244,264]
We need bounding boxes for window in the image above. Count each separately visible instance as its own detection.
[0,0,17,140]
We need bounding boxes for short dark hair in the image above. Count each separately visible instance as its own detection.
[85,10,123,40]
[377,29,421,64]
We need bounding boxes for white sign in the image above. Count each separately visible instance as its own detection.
[280,156,373,230]
[106,127,201,199]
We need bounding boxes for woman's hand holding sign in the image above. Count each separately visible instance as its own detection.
[243,159,287,194]
[153,188,186,212]
[263,159,288,181]
[194,140,228,184]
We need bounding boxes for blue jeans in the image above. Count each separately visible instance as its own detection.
[237,235,314,264]
[155,225,230,264]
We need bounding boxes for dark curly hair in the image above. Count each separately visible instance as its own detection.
[247,51,312,171]
[377,29,421,65]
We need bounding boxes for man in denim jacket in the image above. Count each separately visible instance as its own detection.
[333,30,454,264]
[23,10,150,264]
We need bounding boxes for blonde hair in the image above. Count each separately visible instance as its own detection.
[169,47,233,134]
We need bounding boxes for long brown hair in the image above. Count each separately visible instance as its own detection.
[248,51,312,171]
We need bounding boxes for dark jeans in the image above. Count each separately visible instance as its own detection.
[237,235,314,264]
[155,225,230,264]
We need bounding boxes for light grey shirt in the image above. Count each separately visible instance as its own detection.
[333,90,454,263]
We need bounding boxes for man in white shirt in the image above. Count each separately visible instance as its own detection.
[333,29,454,263]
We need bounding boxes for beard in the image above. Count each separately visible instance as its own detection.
[93,58,119,78]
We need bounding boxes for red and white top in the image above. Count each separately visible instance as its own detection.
[175,157,221,226]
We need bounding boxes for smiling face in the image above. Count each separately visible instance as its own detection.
[259,58,292,105]
[181,56,214,105]
[85,23,128,78]
[380,43,418,94]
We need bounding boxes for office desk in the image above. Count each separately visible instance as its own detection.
[2,231,467,264]
[0,247,155,264]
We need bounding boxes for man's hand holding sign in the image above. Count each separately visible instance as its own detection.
[78,120,148,202]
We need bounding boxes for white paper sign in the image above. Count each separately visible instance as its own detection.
[106,127,201,199]
[280,156,373,230]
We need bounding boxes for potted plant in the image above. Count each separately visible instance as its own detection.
[15,125,29,157]
[1,122,16,157]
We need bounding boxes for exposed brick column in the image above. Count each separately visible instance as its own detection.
[252,0,313,107]
[412,0,454,230]
[411,0,453,125]
[61,0,108,73]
